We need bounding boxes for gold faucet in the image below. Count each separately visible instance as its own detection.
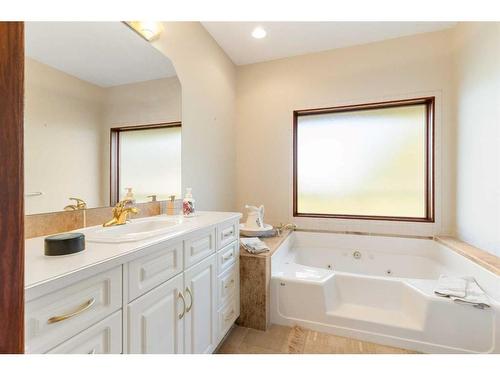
[64,197,87,211]
[103,199,139,227]
[275,223,297,236]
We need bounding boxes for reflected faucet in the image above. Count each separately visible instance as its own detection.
[64,197,87,211]
[103,199,139,227]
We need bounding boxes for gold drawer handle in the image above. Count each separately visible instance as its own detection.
[224,309,235,321]
[178,292,186,319]
[224,279,235,289]
[47,297,96,324]
[222,253,234,261]
[185,287,193,313]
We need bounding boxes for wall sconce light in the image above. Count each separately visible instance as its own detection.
[124,21,163,42]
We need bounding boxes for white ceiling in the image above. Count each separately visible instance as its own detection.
[25,22,177,87]
[202,22,457,65]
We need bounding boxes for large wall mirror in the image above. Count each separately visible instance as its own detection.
[24,22,181,215]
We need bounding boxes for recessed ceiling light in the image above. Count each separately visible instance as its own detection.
[251,26,267,39]
[124,21,163,42]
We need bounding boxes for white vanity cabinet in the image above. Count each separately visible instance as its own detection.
[127,222,233,354]
[183,254,218,354]
[25,214,241,354]
[128,273,185,354]
[215,222,240,341]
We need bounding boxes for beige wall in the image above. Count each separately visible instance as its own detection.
[153,22,237,211]
[104,76,181,127]
[24,58,106,214]
[453,23,500,256]
[235,30,456,237]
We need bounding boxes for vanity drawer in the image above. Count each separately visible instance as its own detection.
[128,241,183,302]
[184,227,216,269]
[25,266,122,354]
[46,311,122,354]
[217,220,238,249]
[218,262,238,307]
[217,241,239,275]
[217,296,239,340]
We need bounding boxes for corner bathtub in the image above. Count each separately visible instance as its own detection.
[271,231,500,353]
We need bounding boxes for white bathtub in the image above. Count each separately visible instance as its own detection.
[271,231,500,353]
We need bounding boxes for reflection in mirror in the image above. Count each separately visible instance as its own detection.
[24,22,181,215]
[111,123,182,204]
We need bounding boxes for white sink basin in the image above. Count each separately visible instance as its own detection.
[85,216,184,243]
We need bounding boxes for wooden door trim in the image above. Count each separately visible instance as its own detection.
[0,21,25,354]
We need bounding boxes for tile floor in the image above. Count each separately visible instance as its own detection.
[216,324,419,354]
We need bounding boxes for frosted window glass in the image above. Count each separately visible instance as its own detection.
[119,127,181,202]
[296,105,427,218]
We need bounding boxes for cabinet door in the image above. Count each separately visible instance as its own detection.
[184,254,217,354]
[128,273,184,354]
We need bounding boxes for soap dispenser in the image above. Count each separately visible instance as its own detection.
[124,187,135,203]
[182,188,195,217]
[167,195,176,215]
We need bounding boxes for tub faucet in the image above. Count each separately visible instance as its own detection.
[276,223,297,236]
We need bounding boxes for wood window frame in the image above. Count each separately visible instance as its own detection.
[293,97,435,223]
[109,121,182,205]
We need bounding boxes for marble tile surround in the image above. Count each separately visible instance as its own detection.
[238,230,292,330]
[436,236,500,275]
[24,200,182,239]
[25,210,85,239]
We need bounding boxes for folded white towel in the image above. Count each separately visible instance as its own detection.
[240,237,270,254]
[451,277,490,309]
[434,275,490,309]
[434,275,467,298]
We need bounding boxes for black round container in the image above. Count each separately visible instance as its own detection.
[44,232,85,256]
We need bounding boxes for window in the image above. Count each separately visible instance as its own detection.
[110,122,181,204]
[293,97,434,222]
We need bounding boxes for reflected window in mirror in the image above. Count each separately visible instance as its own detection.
[110,123,182,205]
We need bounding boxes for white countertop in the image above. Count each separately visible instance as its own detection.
[25,211,241,295]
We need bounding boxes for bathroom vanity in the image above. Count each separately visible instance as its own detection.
[24,212,241,354]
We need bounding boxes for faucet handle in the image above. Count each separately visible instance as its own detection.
[68,197,87,210]
[113,198,134,215]
[117,198,133,206]
[147,194,157,202]
[276,222,297,236]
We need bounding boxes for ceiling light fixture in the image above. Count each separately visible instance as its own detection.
[251,26,267,39]
[124,21,163,42]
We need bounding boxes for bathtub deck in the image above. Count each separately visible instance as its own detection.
[216,324,419,354]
